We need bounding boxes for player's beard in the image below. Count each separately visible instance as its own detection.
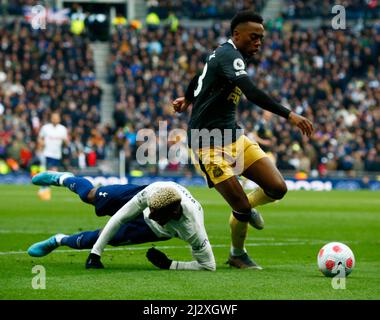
[241,48,257,62]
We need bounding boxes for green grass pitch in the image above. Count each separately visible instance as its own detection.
[0,184,379,300]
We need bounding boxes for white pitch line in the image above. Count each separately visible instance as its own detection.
[0,239,335,256]
[0,229,330,244]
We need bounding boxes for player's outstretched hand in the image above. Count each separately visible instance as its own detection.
[85,253,104,269]
[146,247,173,269]
[172,97,190,113]
[288,112,314,137]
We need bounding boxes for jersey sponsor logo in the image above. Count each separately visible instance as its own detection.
[98,192,108,197]
[233,58,245,71]
[227,86,242,105]
[235,70,247,76]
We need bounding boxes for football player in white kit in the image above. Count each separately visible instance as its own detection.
[28,178,216,271]
[37,112,69,200]
[87,181,216,270]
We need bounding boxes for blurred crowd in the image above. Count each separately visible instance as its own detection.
[282,0,380,19]
[146,0,380,20]
[0,19,108,174]
[1,5,379,178]
[147,0,267,19]
[0,0,41,15]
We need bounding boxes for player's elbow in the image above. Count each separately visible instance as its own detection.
[203,264,216,271]
[209,263,216,271]
[202,260,216,271]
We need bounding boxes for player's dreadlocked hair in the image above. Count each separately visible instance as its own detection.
[148,187,182,211]
[230,10,264,34]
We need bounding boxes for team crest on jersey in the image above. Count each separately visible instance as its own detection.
[212,166,224,178]
[233,58,245,71]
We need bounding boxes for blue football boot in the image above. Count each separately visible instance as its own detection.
[27,235,60,257]
[32,171,74,186]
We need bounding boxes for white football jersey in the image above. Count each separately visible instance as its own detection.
[39,123,68,159]
[91,182,216,271]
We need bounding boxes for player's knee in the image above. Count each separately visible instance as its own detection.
[266,181,287,200]
[236,204,251,213]
[95,210,106,217]
[229,193,251,213]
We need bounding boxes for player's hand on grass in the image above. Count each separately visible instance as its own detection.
[85,253,104,269]
[288,112,314,137]
[172,97,190,113]
[146,247,173,269]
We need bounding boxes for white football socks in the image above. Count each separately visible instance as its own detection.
[59,173,73,186]
[54,234,67,245]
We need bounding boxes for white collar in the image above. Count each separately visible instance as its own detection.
[227,38,237,50]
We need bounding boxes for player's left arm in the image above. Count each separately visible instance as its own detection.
[218,49,314,137]
[146,237,216,271]
[183,234,216,271]
[235,77,314,137]
[176,201,216,270]
[146,203,216,271]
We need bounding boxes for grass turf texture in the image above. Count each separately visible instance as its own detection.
[0,185,379,300]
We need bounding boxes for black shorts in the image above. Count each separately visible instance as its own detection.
[93,184,147,216]
[108,213,170,246]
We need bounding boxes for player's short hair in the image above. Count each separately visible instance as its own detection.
[230,10,264,34]
[148,187,182,211]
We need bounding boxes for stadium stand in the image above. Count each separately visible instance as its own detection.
[147,0,267,19]
[282,0,380,19]
[0,18,107,173]
[0,0,43,15]
[0,1,379,180]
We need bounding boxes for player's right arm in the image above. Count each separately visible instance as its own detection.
[172,74,199,113]
[86,189,148,267]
